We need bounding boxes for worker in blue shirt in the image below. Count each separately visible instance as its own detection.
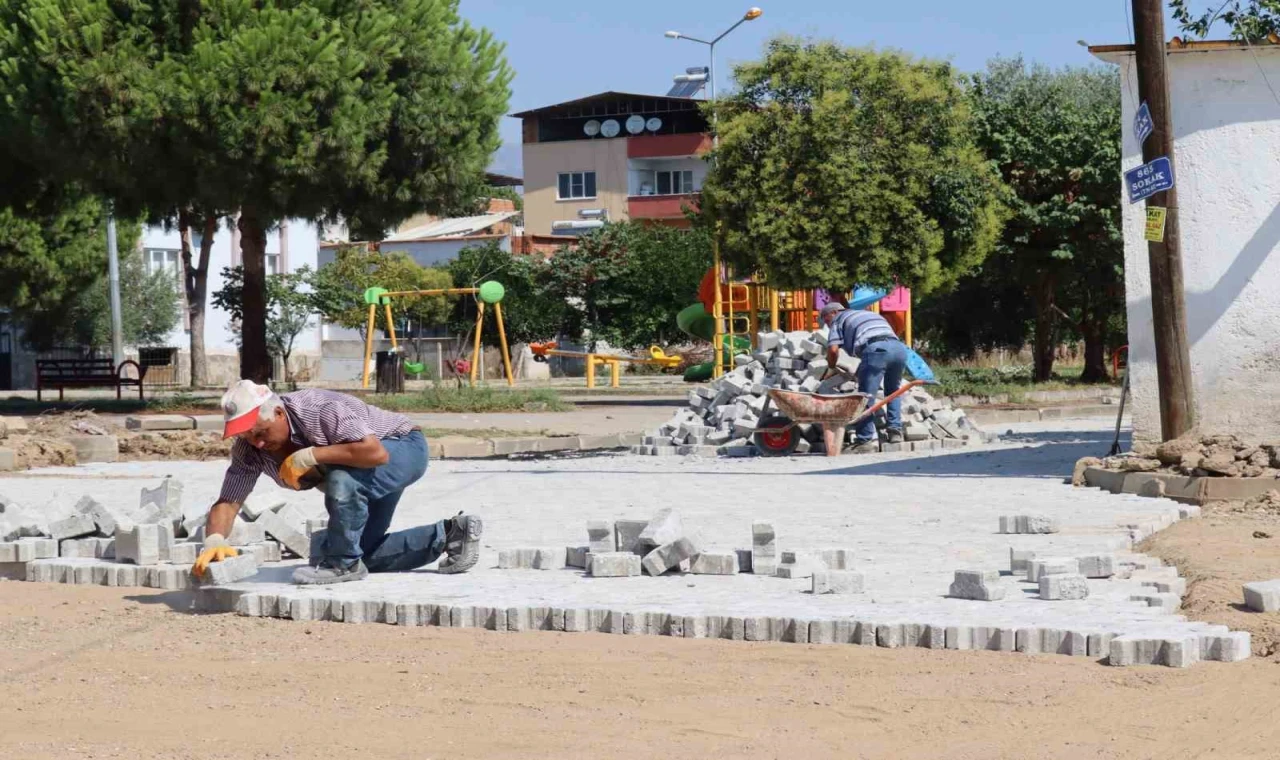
[821,302,908,454]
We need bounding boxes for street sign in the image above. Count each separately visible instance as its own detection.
[1125,156,1174,204]
[1144,206,1167,242]
[1134,101,1153,145]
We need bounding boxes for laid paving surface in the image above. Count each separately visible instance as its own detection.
[2,420,1231,654]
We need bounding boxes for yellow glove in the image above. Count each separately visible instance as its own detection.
[279,447,320,490]
[192,536,239,579]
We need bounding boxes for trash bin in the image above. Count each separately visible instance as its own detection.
[375,350,405,394]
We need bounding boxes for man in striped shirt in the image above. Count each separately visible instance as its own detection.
[823,302,908,454]
[191,380,482,585]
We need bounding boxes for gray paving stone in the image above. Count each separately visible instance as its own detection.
[586,520,614,554]
[613,519,648,554]
[811,570,865,595]
[751,521,777,576]
[1202,631,1251,662]
[589,552,641,577]
[588,608,625,633]
[255,509,310,559]
[1243,579,1280,612]
[1076,554,1117,578]
[948,569,1006,601]
[203,553,260,585]
[636,508,683,553]
[74,495,132,536]
[565,546,590,569]
[1026,557,1080,582]
[49,514,97,541]
[1009,548,1037,574]
[240,492,287,520]
[641,538,698,576]
[115,524,164,566]
[1039,574,1090,600]
[775,550,826,579]
[689,551,739,575]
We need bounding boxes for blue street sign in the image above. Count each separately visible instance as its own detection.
[1125,156,1174,204]
[1134,101,1153,145]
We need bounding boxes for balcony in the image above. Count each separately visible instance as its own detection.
[627,132,712,159]
[628,193,700,222]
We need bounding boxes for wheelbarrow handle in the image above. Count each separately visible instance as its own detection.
[850,379,930,427]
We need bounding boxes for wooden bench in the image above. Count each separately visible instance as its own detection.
[36,359,148,401]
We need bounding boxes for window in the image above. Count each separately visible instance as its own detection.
[266,253,281,275]
[145,248,180,278]
[656,170,695,195]
[557,171,596,199]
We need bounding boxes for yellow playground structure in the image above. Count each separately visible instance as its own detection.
[528,341,681,388]
[359,281,515,389]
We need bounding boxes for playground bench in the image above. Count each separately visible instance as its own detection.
[36,359,148,402]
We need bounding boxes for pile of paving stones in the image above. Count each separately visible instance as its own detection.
[1082,433,1280,479]
[630,329,992,457]
[0,479,323,590]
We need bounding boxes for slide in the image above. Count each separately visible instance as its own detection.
[677,303,750,382]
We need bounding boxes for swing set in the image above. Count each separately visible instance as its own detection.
[359,280,515,389]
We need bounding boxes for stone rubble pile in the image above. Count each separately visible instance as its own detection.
[0,479,322,590]
[628,329,992,457]
[1083,433,1280,478]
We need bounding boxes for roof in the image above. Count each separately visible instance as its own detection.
[1089,39,1280,59]
[384,211,517,243]
[485,171,523,187]
[510,91,705,118]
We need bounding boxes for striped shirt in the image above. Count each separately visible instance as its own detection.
[827,309,898,358]
[217,389,415,504]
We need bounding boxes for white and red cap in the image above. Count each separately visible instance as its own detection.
[220,380,273,439]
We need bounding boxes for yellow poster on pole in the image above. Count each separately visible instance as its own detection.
[1144,206,1167,242]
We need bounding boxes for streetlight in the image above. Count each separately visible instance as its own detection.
[665,7,762,140]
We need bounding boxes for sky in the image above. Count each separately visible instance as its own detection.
[463,0,1193,175]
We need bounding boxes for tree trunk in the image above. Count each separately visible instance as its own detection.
[180,211,215,387]
[238,208,271,383]
[1079,316,1109,383]
[1031,278,1056,382]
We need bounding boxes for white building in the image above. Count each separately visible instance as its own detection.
[139,218,324,387]
[1093,40,1280,441]
[1,217,323,391]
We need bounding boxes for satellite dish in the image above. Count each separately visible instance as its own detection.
[583,120,600,137]
[626,114,646,134]
[646,117,663,132]
[600,119,620,138]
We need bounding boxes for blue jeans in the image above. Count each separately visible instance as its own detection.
[318,430,445,572]
[854,340,908,443]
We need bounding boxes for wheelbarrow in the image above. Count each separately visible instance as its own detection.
[753,374,935,457]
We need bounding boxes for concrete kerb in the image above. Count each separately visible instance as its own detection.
[433,434,628,460]
[12,552,1247,667]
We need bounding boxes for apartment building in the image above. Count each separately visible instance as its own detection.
[513,91,711,236]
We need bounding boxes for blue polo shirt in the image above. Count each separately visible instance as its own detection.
[827,310,897,358]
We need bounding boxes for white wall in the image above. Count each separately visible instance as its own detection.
[1101,46,1280,441]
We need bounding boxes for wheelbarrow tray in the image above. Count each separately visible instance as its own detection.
[765,388,870,425]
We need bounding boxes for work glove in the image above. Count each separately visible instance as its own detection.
[191,534,239,579]
[279,447,321,490]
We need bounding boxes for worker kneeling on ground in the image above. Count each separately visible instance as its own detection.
[821,302,908,455]
[191,380,481,585]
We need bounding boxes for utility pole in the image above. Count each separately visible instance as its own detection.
[106,210,125,369]
[1132,0,1195,440]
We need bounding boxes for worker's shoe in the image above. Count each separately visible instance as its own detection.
[292,558,368,585]
[848,439,880,455]
[885,428,904,444]
[438,512,483,575]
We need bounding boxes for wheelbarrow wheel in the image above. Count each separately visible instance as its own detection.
[754,416,800,456]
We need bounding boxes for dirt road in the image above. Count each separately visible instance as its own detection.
[1,580,1277,760]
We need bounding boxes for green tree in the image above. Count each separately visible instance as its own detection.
[700,37,1007,294]
[541,222,713,349]
[213,265,318,386]
[310,247,454,335]
[0,0,512,383]
[69,246,182,349]
[967,58,1123,382]
[1170,0,1280,40]
[447,242,565,346]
